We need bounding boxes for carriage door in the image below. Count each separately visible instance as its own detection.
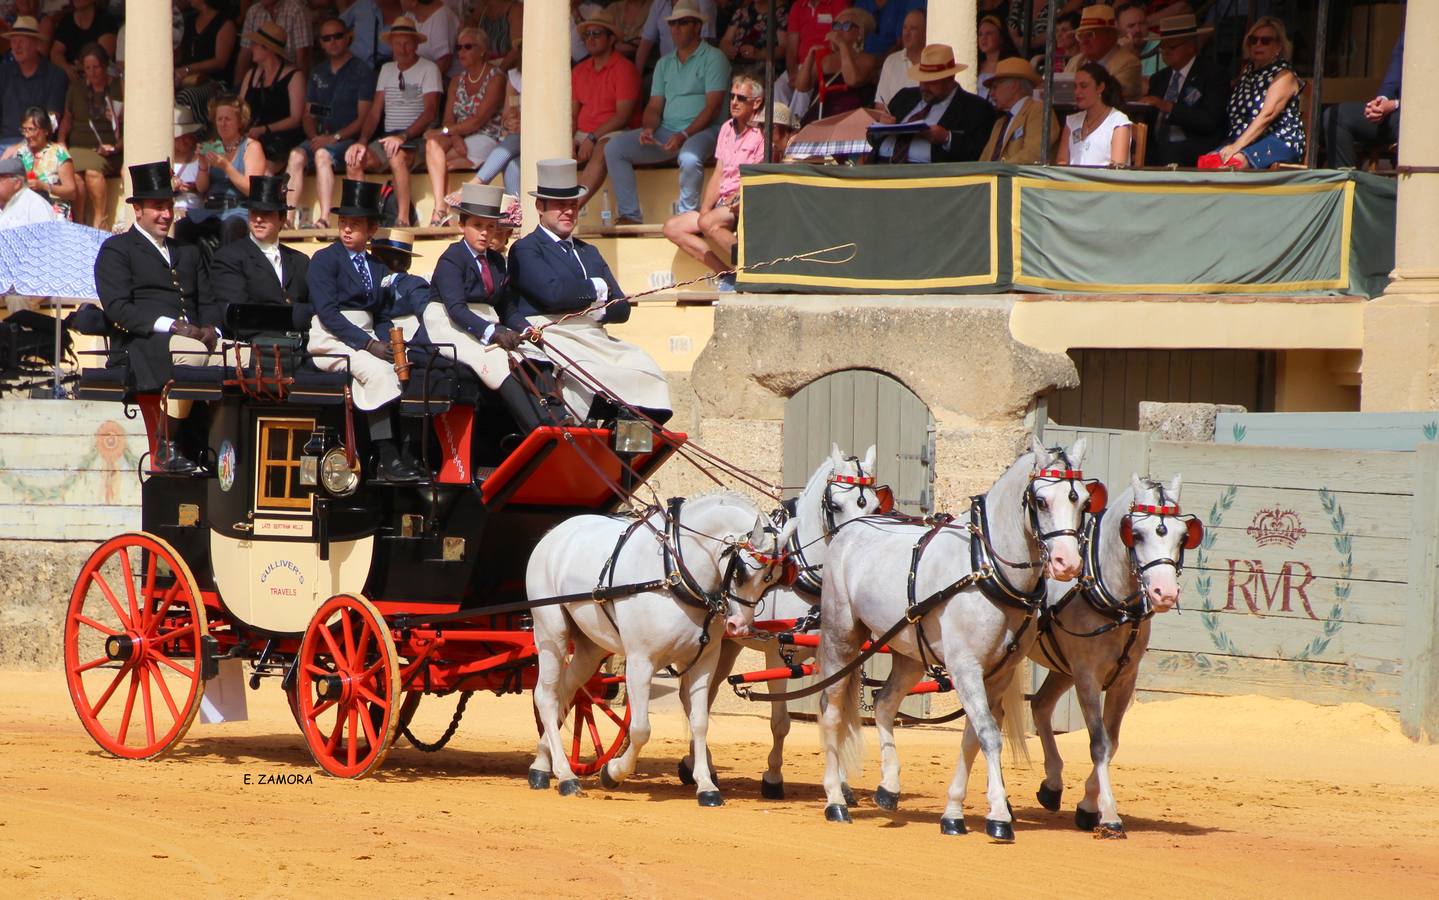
[782,370,935,719]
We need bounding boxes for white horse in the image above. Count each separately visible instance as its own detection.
[816,436,1090,841]
[527,492,798,804]
[680,445,885,799]
[1030,474,1193,838]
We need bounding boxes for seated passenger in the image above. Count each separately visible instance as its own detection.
[870,44,995,164]
[365,225,432,343]
[422,181,559,432]
[507,159,671,424]
[305,178,426,483]
[1203,16,1303,170]
[206,174,310,329]
[980,58,1060,164]
[94,160,217,474]
[1057,63,1131,167]
[1064,5,1143,101]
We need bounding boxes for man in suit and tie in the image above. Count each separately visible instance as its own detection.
[305,178,424,482]
[871,44,995,164]
[206,175,311,330]
[507,159,671,424]
[1133,15,1228,167]
[980,58,1060,164]
[95,160,216,474]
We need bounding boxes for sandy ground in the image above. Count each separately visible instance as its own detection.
[4,669,1439,899]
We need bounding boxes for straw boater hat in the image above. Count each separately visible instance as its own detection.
[1150,13,1214,40]
[981,57,1043,88]
[906,44,967,83]
[173,106,205,137]
[578,6,621,37]
[372,227,418,256]
[528,158,588,201]
[1075,5,1119,34]
[665,0,709,25]
[244,20,290,59]
[381,16,428,45]
[755,101,797,130]
[453,182,505,219]
[1,15,42,41]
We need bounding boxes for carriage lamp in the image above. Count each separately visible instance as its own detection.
[612,417,654,455]
[299,426,333,487]
[320,446,360,497]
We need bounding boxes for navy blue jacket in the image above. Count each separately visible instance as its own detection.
[428,239,508,340]
[306,240,395,350]
[1379,32,1404,99]
[505,228,629,332]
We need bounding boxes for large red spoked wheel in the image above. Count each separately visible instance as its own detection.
[63,532,208,760]
[565,671,631,777]
[294,593,400,778]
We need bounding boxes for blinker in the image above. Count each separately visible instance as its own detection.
[875,485,895,514]
[1119,516,1134,548]
[1085,481,1107,514]
[1184,517,1204,550]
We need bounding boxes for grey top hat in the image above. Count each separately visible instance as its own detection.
[528,158,589,201]
[454,182,505,219]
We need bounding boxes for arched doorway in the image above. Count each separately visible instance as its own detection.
[782,369,935,515]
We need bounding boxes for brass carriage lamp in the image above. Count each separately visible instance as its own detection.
[299,426,332,487]
[612,416,654,456]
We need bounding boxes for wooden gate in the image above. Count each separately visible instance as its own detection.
[782,370,936,718]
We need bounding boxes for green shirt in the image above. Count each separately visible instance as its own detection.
[651,41,731,134]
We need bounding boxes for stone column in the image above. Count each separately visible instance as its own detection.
[121,0,175,226]
[928,0,977,93]
[518,0,573,232]
[1362,1,1439,410]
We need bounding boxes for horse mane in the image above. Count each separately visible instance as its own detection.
[684,489,761,516]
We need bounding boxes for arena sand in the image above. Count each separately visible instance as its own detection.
[3,669,1438,898]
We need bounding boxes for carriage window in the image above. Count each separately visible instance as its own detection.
[256,418,315,511]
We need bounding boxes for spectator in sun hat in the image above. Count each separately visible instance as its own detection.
[569,7,642,208]
[1133,13,1227,168]
[237,21,307,169]
[236,0,314,86]
[871,43,995,163]
[0,16,68,155]
[1063,4,1142,100]
[635,0,717,71]
[757,100,799,160]
[979,57,1060,164]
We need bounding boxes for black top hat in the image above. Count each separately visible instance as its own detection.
[126,160,177,203]
[245,174,293,213]
[331,179,382,218]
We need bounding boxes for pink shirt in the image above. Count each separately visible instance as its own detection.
[715,118,766,203]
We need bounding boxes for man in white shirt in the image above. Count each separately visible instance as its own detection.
[347,16,443,228]
[874,8,925,112]
[0,156,55,228]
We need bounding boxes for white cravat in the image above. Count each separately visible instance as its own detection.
[252,235,283,283]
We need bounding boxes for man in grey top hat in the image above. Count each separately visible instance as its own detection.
[507,158,671,424]
[0,155,56,229]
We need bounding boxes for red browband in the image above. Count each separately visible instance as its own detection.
[1035,468,1084,479]
[830,474,876,486]
[1130,503,1181,516]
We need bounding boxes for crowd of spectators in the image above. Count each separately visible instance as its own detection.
[0,1,1407,247]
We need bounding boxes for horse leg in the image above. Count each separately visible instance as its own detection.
[549,630,607,795]
[1030,668,1075,812]
[761,642,793,799]
[603,655,654,787]
[1072,672,1109,832]
[1093,668,1140,837]
[946,662,1014,841]
[817,617,866,821]
[683,649,725,806]
[679,639,741,787]
[531,607,579,794]
[871,652,924,812]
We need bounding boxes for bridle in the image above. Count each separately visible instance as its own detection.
[819,456,894,535]
[777,457,895,597]
[1118,492,1204,589]
[1018,447,1108,570]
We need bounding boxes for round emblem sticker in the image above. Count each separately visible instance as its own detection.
[218,440,236,492]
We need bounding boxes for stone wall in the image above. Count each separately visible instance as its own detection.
[0,540,98,669]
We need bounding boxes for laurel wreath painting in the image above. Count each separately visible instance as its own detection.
[1159,484,1351,674]
[0,421,139,504]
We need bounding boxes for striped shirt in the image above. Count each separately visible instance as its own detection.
[376,57,443,134]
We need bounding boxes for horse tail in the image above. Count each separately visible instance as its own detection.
[1001,669,1031,768]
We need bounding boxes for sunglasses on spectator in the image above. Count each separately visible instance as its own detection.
[320,32,348,42]
[832,21,858,32]
[582,29,609,38]
[457,42,479,49]
[730,92,758,103]
[669,18,702,27]
[1247,34,1276,45]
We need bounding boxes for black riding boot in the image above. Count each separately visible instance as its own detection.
[369,409,424,483]
[155,415,199,474]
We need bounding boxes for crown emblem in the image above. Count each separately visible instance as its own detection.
[1246,507,1306,548]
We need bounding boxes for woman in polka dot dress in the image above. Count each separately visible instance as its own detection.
[1214,16,1303,169]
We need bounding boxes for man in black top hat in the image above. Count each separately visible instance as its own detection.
[206,174,311,330]
[306,177,424,482]
[95,160,216,474]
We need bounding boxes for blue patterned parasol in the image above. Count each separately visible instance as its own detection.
[0,220,111,300]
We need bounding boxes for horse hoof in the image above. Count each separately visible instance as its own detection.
[873,786,900,811]
[1036,782,1062,812]
[677,758,696,786]
[527,769,551,790]
[939,817,967,836]
[841,783,857,807]
[697,790,724,808]
[1075,807,1101,831]
[600,765,619,790]
[1096,822,1127,840]
[824,803,852,824]
[760,779,785,801]
[985,818,1016,843]
[557,778,583,797]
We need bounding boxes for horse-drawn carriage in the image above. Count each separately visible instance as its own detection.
[62,302,682,778]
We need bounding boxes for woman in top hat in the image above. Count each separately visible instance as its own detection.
[206,174,310,329]
[306,178,425,482]
[94,159,216,473]
[237,21,305,171]
[507,158,670,424]
[423,182,560,434]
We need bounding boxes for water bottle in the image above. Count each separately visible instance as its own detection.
[600,188,612,228]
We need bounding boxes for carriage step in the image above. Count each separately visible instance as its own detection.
[777,633,891,653]
[728,663,813,685]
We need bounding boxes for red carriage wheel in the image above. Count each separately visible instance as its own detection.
[293,593,401,778]
[564,672,631,777]
[63,532,209,760]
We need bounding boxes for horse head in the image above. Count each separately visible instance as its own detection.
[1117,473,1195,612]
[723,514,800,638]
[1025,435,1091,582]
